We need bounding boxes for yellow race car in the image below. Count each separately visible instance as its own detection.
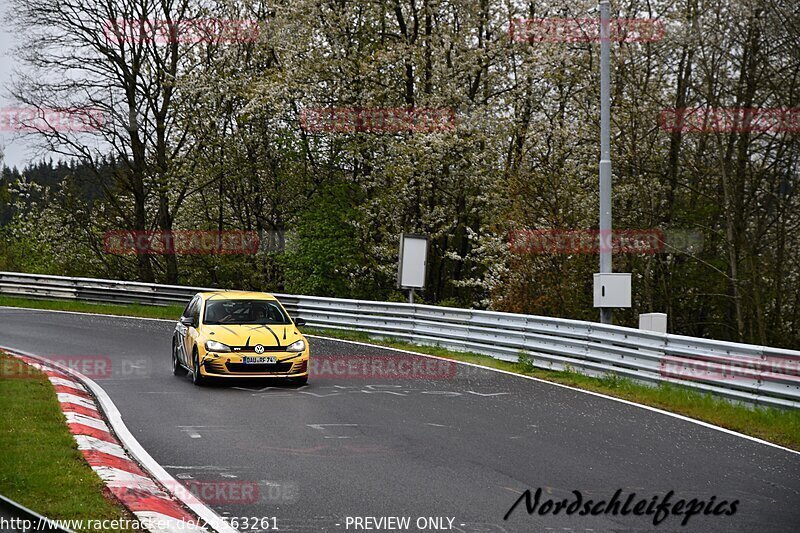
[172,291,309,385]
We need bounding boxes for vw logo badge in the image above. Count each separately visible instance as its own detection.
[254,344,265,354]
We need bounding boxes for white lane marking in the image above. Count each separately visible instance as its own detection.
[2,308,797,456]
[178,425,231,439]
[360,388,407,395]
[163,465,230,470]
[57,392,96,409]
[306,334,800,457]
[297,390,342,397]
[75,435,127,459]
[307,424,359,428]
[307,423,359,439]
[2,347,237,533]
[48,376,87,391]
[232,385,285,392]
[64,412,109,432]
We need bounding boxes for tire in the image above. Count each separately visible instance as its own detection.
[192,349,207,386]
[292,376,308,386]
[172,342,187,376]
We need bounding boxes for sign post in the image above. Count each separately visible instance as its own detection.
[593,0,632,323]
[598,0,613,324]
[397,234,428,304]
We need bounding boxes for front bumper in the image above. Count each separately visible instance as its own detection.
[199,352,308,378]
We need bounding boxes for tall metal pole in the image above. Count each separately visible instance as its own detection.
[599,0,613,324]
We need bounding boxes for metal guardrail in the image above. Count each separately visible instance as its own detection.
[0,494,74,532]
[1,271,798,409]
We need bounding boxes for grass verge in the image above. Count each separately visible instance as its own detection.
[1,294,798,451]
[0,353,140,532]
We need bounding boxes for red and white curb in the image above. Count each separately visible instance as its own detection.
[5,350,237,533]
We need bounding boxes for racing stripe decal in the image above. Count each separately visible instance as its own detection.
[262,325,281,347]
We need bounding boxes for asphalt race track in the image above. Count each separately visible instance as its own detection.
[1,307,798,533]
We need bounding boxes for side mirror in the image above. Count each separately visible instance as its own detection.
[294,318,307,327]
[180,316,195,327]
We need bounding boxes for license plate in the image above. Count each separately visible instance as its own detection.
[243,356,276,364]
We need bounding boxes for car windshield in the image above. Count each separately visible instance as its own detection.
[203,299,291,325]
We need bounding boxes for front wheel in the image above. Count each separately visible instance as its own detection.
[172,342,187,376]
[192,350,207,386]
[291,376,308,386]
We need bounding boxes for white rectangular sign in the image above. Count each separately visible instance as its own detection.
[398,234,428,289]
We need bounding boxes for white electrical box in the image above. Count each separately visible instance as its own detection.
[639,312,667,333]
[593,273,632,308]
[397,234,428,289]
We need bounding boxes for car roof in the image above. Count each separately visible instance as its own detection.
[198,291,278,301]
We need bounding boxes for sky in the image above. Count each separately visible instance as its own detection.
[0,0,57,170]
[0,0,28,168]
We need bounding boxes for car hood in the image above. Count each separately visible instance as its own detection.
[200,324,303,349]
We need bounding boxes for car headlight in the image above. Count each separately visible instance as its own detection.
[205,340,231,353]
[286,339,306,352]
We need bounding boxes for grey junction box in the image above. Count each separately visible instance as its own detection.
[593,273,632,308]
